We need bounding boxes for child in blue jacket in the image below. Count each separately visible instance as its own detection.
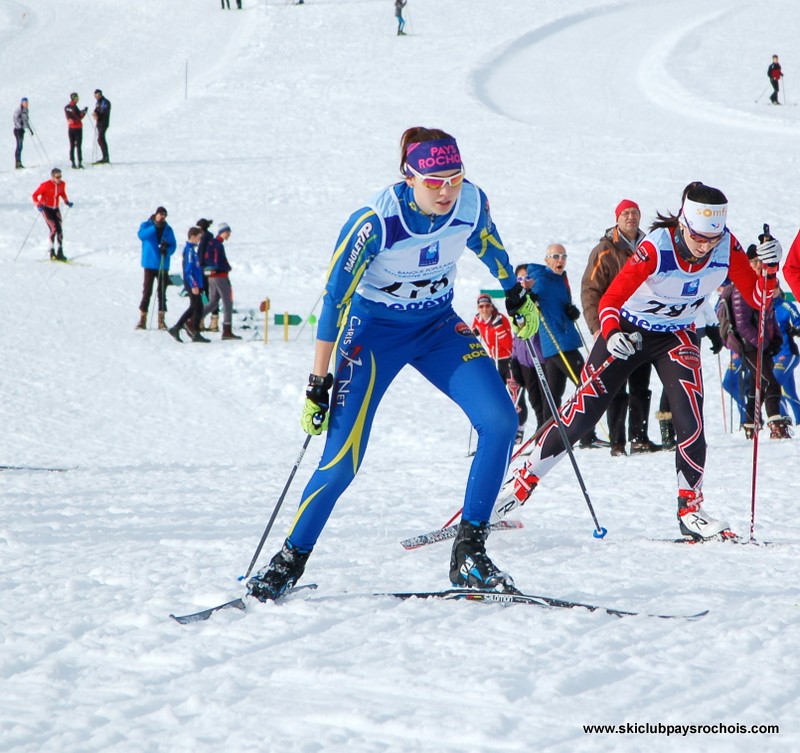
[168,227,209,343]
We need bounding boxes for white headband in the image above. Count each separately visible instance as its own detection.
[681,197,727,235]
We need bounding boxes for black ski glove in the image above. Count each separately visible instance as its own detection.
[564,303,581,321]
[705,325,723,354]
[159,241,169,256]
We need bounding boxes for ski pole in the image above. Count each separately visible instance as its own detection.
[523,336,610,539]
[717,352,728,434]
[755,85,769,104]
[537,307,612,442]
[241,433,313,580]
[27,118,52,165]
[440,349,617,528]
[749,223,773,541]
[14,211,42,262]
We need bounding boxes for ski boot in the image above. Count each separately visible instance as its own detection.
[677,489,732,541]
[742,423,755,440]
[247,540,311,602]
[768,416,792,439]
[157,312,168,331]
[55,247,67,262]
[135,310,147,330]
[449,520,518,592]
[167,325,183,342]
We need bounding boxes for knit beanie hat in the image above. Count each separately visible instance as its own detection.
[615,199,640,219]
[477,293,492,306]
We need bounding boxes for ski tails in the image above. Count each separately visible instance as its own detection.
[401,519,524,550]
[385,588,708,620]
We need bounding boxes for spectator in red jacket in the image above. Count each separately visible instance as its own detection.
[64,93,88,169]
[31,167,73,261]
[472,293,525,441]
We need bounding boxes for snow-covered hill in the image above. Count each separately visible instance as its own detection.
[1,1,798,751]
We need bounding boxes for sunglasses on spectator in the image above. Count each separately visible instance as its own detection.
[405,165,466,190]
[516,275,533,282]
[547,253,568,260]
[478,303,493,309]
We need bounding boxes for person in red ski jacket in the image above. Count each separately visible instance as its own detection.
[768,55,783,105]
[64,92,88,168]
[472,293,525,442]
[782,229,800,302]
[32,167,73,261]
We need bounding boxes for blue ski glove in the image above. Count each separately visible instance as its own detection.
[301,373,334,435]
[66,201,74,208]
[505,283,539,340]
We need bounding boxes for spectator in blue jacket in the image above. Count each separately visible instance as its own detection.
[168,227,210,343]
[528,244,607,448]
[200,222,241,340]
[136,206,177,330]
[773,288,800,424]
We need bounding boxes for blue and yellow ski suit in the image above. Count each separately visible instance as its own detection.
[287,180,519,550]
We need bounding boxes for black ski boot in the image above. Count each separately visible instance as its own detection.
[247,540,311,602]
[449,520,518,592]
[167,324,183,342]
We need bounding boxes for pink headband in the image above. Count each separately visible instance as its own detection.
[405,138,462,175]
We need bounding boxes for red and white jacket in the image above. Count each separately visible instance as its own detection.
[599,226,775,339]
[472,308,513,361]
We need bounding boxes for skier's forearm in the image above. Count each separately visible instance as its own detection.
[312,339,336,377]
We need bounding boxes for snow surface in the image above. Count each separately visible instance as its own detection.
[2,0,799,751]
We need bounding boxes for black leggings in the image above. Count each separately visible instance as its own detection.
[41,207,63,248]
[174,291,204,332]
[68,128,83,166]
[525,326,707,492]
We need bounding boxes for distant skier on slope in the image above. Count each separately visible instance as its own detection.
[246,126,539,601]
[395,0,407,36]
[768,54,783,104]
[509,182,782,541]
[31,167,73,261]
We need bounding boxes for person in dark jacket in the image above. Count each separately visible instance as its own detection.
[168,227,210,343]
[768,55,783,105]
[195,218,217,332]
[92,89,111,164]
[581,199,659,455]
[64,93,88,169]
[136,206,177,330]
[395,0,407,35]
[201,222,241,340]
[13,97,33,169]
[727,245,789,439]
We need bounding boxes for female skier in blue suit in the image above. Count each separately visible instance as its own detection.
[248,126,539,600]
